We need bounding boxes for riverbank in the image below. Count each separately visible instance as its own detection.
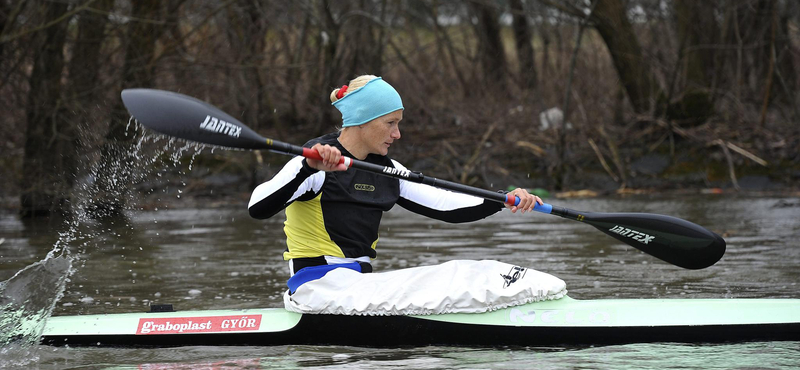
[2,181,799,214]
[1,132,798,215]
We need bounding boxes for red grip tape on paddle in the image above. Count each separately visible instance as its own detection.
[505,194,520,206]
[302,147,323,161]
[301,147,351,167]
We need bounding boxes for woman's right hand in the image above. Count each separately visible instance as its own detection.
[306,143,348,172]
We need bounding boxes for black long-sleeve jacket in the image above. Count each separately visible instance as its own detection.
[248,133,503,260]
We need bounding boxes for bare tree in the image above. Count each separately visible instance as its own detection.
[313,0,344,134]
[66,0,114,140]
[19,1,74,217]
[346,0,388,77]
[0,0,12,58]
[590,0,659,115]
[90,0,166,217]
[425,0,471,95]
[225,0,272,131]
[510,0,537,90]
[668,0,717,125]
[2,0,799,205]
[469,1,508,94]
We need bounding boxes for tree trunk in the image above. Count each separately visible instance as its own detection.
[715,0,796,121]
[469,2,507,93]
[0,0,9,58]
[20,1,73,217]
[225,0,271,187]
[675,0,718,90]
[775,3,800,97]
[66,0,114,132]
[89,0,164,218]
[426,1,470,95]
[590,0,659,115]
[540,25,551,85]
[226,0,270,131]
[64,0,114,217]
[287,12,310,125]
[774,2,797,98]
[370,0,389,75]
[348,0,371,77]
[669,0,717,125]
[316,0,340,134]
[510,0,536,91]
[720,0,776,102]
[347,0,388,77]
[113,0,163,123]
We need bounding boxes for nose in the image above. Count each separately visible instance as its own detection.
[391,126,401,140]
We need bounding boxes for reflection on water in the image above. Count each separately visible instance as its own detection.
[1,195,799,368]
[30,341,800,370]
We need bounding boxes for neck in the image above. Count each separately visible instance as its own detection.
[337,128,369,160]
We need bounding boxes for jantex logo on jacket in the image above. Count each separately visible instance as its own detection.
[136,315,262,335]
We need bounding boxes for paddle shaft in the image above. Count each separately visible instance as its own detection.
[230,135,728,270]
[266,136,547,210]
[265,138,725,269]
[270,138,597,222]
[293,140,593,221]
[120,88,726,269]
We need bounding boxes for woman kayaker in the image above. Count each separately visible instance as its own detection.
[248,75,542,276]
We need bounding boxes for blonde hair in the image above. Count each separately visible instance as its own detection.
[330,75,378,103]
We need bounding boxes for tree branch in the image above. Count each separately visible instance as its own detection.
[537,0,590,21]
[0,0,99,44]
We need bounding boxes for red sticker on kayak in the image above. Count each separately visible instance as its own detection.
[136,315,262,335]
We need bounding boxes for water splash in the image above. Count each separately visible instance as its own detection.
[0,117,214,366]
[0,252,71,365]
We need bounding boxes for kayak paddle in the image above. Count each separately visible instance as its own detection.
[120,88,726,270]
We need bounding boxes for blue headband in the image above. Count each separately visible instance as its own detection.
[332,77,404,127]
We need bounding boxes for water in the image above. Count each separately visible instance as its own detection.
[1,195,799,368]
[27,342,800,369]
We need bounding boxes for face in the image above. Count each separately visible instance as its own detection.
[358,110,403,156]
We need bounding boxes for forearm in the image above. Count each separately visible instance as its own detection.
[397,194,503,223]
[248,157,320,219]
[395,164,503,223]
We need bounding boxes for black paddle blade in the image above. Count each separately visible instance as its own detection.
[582,212,726,269]
[120,89,268,150]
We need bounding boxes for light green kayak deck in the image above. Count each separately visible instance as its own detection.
[43,296,800,336]
[424,296,800,327]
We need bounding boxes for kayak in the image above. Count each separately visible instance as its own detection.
[41,295,800,347]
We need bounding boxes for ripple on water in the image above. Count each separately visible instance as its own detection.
[2,195,799,368]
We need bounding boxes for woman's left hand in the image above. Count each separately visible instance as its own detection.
[505,188,543,214]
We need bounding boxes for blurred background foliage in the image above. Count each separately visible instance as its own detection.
[0,0,798,218]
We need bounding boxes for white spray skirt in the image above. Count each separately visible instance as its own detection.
[284,260,567,316]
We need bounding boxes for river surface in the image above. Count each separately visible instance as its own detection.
[1,195,799,369]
